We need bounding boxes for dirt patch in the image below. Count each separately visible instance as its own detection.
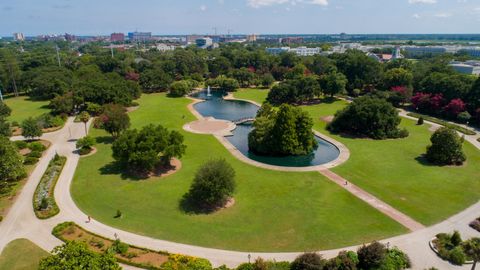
[221,197,235,209]
[149,158,182,178]
[126,106,139,113]
[320,115,334,123]
[11,127,22,136]
[59,224,169,268]
[79,147,97,158]
[19,148,31,156]
[428,125,441,132]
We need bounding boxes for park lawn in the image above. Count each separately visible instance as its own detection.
[0,239,49,270]
[4,96,50,123]
[302,103,480,226]
[71,93,406,252]
[233,88,269,105]
[229,89,480,226]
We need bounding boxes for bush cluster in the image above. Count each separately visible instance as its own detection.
[328,96,408,140]
[470,217,480,232]
[433,231,468,265]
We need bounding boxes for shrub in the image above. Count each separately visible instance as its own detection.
[169,80,193,97]
[426,127,466,165]
[24,156,39,165]
[357,241,387,270]
[28,142,46,152]
[36,114,64,129]
[236,263,254,270]
[291,252,326,270]
[417,117,424,125]
[184,159,235,210]
[162,254,213,270]
[110,239,129,255]
[14,140,28,149]
[85,102,103,116]
[39,197,49,210]
[324,251,358,270]
[328,96,406,140]
[27,151,42,158]
[11,121,19,127]
[114,210,122,218]
[21,117,43,139]
[457,111,471,124]
[448,246,466,265]
[76,136,95,153]
[383,248,411,269]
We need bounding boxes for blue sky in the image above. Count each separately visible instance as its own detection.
[1,0,480,36]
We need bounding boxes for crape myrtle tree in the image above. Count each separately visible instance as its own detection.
[426,127,466,165]
[248,103,317,156]
[328,96,408,140]
[21,117,43,140]
[112,124,186,173]
[39,241,120,270]
[99,104,130,138]
[184,158,236,210]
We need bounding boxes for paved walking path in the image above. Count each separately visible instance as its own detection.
[0,103,479,269]
[318,169,425,231]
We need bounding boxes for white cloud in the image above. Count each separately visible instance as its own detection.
[200,4,207,11]
[434,12,452,18]
[247,0,328,8]
[408,0,437,4]
[413,13,421,19]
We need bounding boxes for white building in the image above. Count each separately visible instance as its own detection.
[13,32,25,41]
[156,43,176,52]
[266,46,321,56]
[449,62,480,75]
[195,37,213,49]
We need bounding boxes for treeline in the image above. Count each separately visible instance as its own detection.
[2,43,480,124]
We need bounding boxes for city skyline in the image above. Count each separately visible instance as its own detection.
[1,0,480,36]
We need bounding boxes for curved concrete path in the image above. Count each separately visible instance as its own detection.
[0,105,478,269]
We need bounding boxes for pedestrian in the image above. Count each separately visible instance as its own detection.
[344,180,348,186]
[114,233,118,240]
[86,215,91,223]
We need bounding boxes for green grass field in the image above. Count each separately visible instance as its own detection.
[71,93,406,252]
[234,89,480,225]
[4,96,50,123]
[0,239,49,270]
[233,88,269,105]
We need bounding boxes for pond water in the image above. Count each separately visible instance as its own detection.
[192,90,340,167]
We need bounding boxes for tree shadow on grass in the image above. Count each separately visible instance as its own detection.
[99,161,149,181]
[179,194,217,215]
[415,155,438,167]
[95,136,114,145]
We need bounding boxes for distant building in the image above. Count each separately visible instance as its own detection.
[392,46,403,60]
[186,35,203,45]
[458,48,480,58]
[156,43,176,52]
[449,61,480,75]
[266,46,321,56]
[247,34,257,42]
[13,32,25,41]
[280,37,304,45]
[404,46,447,57]
[196,37,213,49]
[64,33,76,42]
[128,32,152,42]
[110,33,125,42]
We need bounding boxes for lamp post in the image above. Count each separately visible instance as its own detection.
[248,254,251,264]
[0,87,3,102]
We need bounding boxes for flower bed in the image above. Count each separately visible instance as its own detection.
[52,222,212,270]
[470,217,480,232]
[430,231,473,265]
[407,112,476,135]
[33,155,66,219]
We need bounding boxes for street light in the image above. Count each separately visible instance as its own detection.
[248,254,251,263]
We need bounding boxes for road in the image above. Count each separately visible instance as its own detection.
[0,115,478,269]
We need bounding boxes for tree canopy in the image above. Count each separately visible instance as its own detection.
[248,103,317,156]
[99,104,130,138]
[328,96,408,139]
[112,124,186,173]
[426,127,466,165]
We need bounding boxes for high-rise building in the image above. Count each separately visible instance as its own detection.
[64,33,76,42]
[13,32,25,41]
[128,32,152,42]
[247,34,257,42]
[111,33,125,42]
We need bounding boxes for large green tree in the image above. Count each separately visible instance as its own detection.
[382,68,413,90]
[249,104,317,156]
[184,158,236,210]
[112,124,186,172]
[328,96,407,139]
[0,136,26,183]
[39,241,120,270]
[21,117,43,140]
[426,127,466,165]
[320,71,347,97]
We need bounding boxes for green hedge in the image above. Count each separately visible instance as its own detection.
[407,112,476,135]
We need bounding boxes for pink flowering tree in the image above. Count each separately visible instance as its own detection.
[444,98,466,118]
